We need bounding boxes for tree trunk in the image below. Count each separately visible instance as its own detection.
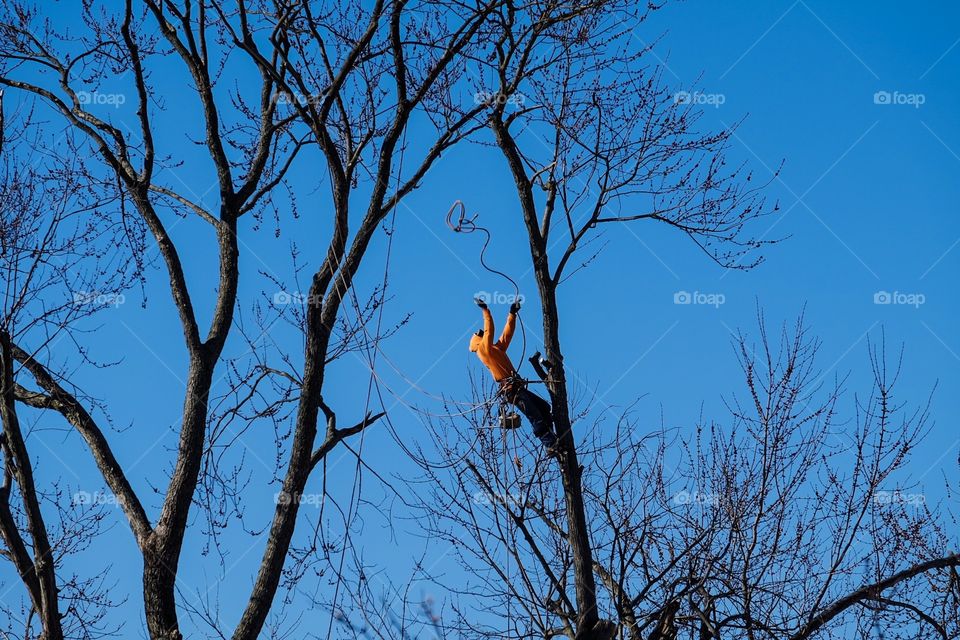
[538,285,601,638]
[0,330,64,640]
[143,544,182,640]
[141,356,217,640]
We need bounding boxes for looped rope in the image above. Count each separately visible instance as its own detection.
[445,198,528,387]
[447,199,529,630]
[446,200,523,306]
[445,199,478,232]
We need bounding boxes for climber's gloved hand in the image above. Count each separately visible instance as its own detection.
[474,297,488,309]
[510,300,521,314]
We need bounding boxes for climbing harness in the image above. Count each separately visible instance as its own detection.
[496,375,527,430]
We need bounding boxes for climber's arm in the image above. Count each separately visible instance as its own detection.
[497,300,521,349]
[475,299,494,349]
[498,311,516,349]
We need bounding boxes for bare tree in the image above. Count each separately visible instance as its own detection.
[0,0,648,637]
[400,4,957,639]
[477,3,777,637]
[0,88,135,639]
[0,2,955,639]
[0,0,504,637]
[413,315,959,640]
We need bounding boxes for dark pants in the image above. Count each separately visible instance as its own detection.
[505,385,557,448]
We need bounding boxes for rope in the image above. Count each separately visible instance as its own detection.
[445,199,528,372]
[502,410,513,631]
[325,129,408,637]
[325,195,536,630]
[448,199,526,630]
[323,177,542,639]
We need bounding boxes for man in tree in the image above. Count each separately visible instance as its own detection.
[469,298,558,452]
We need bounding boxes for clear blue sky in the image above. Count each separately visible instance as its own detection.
[5,1,959,636]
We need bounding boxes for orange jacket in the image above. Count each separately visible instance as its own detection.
[469,308,517,382]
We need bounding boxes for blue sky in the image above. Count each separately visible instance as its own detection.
[4,1,959,636]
